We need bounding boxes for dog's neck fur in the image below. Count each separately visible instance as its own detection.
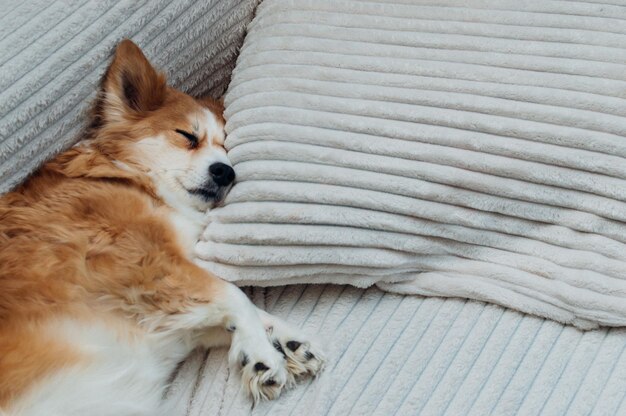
[55,142,207,254]
[46,143,159,201]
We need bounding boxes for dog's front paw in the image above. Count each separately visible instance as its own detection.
[269,324,325,385]
[231,339,289,402]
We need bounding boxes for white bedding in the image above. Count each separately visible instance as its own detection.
[166,285,626,416]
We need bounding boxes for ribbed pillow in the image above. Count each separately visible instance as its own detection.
[198,0,626,328]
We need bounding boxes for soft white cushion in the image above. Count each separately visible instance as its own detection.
[197,0,626,328]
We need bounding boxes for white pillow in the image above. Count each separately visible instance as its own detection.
[197,0,626,329]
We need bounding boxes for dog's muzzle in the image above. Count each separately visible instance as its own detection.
[188,163,235,204]
[209,163,235,187]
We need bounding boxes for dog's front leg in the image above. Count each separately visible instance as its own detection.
[193,289,325,394]
[137,263,288,402]
[214,282,289,401]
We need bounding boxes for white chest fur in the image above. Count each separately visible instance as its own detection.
[150,179,208,258]
[168,209,205,258]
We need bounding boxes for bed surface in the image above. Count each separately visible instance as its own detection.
[166,284,626,415]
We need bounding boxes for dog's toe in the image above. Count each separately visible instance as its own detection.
[234,345,288,402]
[272,333,325,383]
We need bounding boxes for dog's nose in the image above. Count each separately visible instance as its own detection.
[209,163,235,187]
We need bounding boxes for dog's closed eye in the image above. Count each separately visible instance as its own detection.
[175,129,199,149]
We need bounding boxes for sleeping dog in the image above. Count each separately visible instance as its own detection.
[0,40,323,415]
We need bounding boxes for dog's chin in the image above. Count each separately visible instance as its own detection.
[188,186,229,209]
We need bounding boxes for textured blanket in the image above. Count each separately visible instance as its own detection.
[0,0,259,194]
[197,0,626,329]
[165,284,626,416]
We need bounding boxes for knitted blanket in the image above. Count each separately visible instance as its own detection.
[197,0,626,329]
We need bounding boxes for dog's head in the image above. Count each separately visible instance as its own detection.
[90,39,234,211]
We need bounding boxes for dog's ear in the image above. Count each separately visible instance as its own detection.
[197,96,225,124]
[95,39,166,125]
